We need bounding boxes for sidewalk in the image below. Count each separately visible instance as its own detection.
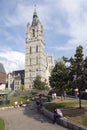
[0,104,68,130]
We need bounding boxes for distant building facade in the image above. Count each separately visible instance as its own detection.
[0,63,6,90]
[6,70,24,91]
[46,56,54,84]
[25,7,54,89]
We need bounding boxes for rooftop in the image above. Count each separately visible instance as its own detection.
[0,63,6,73]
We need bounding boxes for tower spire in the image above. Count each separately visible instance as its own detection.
[33,4,37,17]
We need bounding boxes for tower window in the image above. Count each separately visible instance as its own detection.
[30,58,31,65]
[29,70,31,72]
[36,68,38,71]
[33,29,35,37]
[30,46,32,54]
[36,45,38,52]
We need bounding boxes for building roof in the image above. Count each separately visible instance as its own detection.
[0,63,6,73]
[31,6,41,27]
[13,70,24,76]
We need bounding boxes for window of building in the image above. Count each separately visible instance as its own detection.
[29,85,31,88]
[30,46,32,54]
[36,45,38,52]
[29,70,31,72]
[36,68,38,71]
[33,29,35,37]
[30,58,31,65]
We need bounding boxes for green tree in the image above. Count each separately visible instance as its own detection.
[69,45,84,108]
[33,75,49,90]
[63,46,87,108]
[49,60,69,99]
[20,84,25,91]
[83,56,87,89]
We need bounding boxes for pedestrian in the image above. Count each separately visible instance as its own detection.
[14,101,19,108]
[53,108,63,124]
[19,101,23,107]
[36,94,43,113]
[47,96,51,102]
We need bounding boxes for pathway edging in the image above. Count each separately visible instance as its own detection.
[42,107,87,130]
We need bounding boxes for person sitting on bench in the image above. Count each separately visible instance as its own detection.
[53,108,63,124]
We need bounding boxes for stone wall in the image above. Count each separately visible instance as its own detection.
[42,107,87,130]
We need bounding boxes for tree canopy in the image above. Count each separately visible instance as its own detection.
[33,75,49,90]
[49,45,87,107]
[49,60,69,96]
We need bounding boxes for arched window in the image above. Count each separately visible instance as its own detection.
[33,29,35,37]
[30,46,32,54]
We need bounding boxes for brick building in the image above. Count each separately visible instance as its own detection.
[0,63,6,90]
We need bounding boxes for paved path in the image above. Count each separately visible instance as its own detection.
[0,105,68,130]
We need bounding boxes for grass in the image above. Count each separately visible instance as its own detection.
[44,99,79,112]
[10,95,31,105]
[67,115,87,126]
[0,118,5,130]
[44,98,87,127]
[0,93,48,107]
[0,94,35,107]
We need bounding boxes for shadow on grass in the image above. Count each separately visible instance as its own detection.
[44,102,87,117]
[62,107,87,117]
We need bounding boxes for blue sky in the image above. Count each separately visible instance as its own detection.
[0,0,87,73]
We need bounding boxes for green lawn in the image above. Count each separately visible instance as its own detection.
[0,118,5,130]
[0,94,35,107]
[10,95,31,105]
[44,99,87,127]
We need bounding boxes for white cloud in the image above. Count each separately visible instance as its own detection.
[59,0,87,42]
[0,0,87,73]
[0,48,25,73]
[44,0,87,56]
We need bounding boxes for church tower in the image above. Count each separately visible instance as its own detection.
[25,6,46,89]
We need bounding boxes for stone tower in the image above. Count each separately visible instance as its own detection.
[25,7,46,89]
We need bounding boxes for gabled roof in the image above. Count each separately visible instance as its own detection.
[0,63,6,73]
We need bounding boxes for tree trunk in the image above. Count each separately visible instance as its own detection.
[79,91,82,108]
[79,97,81,108]
[61,93,63,101]
[63,90,66,99]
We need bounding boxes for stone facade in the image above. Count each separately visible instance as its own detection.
[25,7,55,89]
[25,7,47,89]
[46,56,54,85]
[6,70,24,91]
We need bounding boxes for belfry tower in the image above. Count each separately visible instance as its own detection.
[25,6,46,89]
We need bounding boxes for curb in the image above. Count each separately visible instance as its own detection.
[42,107,87,130]
[0,106,14,110]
